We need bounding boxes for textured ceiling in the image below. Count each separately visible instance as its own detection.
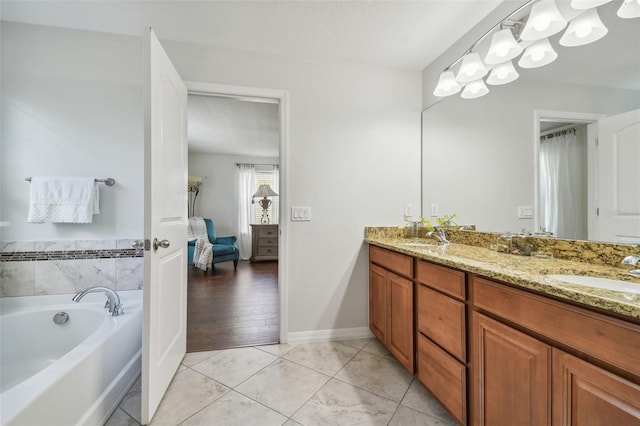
[0,0,502,71]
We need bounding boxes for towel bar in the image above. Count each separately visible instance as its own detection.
[25,177,116,186]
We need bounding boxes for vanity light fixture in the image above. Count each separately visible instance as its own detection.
[486,60,520,85]
[431,0,638,100]
[461,79,489,99]
[570,0,612,9]
[455,52,489,83]
[560,8,608,46]
[518,38,558,68]
[618,0,640,18]
[433,70,462,97]
[520,0,567,40]
[484,28,524,64]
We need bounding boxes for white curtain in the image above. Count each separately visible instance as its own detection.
[539,127,587,239]
[272,165,280,224]
[236,164,256,260]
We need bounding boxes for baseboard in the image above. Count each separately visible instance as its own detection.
[286,326,374,344]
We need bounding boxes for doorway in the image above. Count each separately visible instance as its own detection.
[185,82,289,351]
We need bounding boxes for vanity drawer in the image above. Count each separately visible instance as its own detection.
[472,275,640,379]
[416,260,466,300]
[417,284,466,362]
[417,333,466,425]
[369,246,413,278]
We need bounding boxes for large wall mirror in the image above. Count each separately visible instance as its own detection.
[422,1,640,244]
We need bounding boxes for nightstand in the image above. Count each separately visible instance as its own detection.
[250,224,278,262]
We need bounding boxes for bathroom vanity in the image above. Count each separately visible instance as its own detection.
[366,230,640,425]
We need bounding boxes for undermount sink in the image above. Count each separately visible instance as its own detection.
[547,274,640,294]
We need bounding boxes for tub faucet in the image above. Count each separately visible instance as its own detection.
[426,227,450,244]
[73,286,124,316]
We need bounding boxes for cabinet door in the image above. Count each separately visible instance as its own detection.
[388,271,414,373]
[472,312,551,426]
[553,349,640,426]
[369,263,388,343]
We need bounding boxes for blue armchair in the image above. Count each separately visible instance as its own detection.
[188,218,239,271]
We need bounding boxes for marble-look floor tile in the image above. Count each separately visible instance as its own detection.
[361,338,394,359]
[105,407,140,426]
[257,342,298,357]
[180,390,287,426]
[389,405,458,426]
[182,350,220,367]
[127,375,142,396]
[293,378,397,426]
[191,346,277,388]
[235,359,330,417]
[120,389,142,424]
[150,368,229,425]
[283,341,358,376]
[283,420,303,426]
[335,351,412,402]
[401,379,456,423]
[336,338,372,350]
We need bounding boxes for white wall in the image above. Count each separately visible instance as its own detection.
[165,40,422,334]
[422,79,640,234]
[1,22,144,241]
[188,153,278,236]
[2,23,423,335]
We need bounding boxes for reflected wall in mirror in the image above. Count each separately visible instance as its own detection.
[422,1,640,243]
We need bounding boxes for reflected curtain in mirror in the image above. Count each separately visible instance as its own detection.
[539,126,587,239]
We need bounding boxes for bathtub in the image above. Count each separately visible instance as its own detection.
[0,290,142,426]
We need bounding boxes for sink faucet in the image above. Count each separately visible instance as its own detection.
[72,286,124,316]
[622,254,640,277]
[426,227,450,244]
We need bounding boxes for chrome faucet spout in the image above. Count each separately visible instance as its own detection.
[426,227,450,244]
[622,254,640,266]
[73,286,124,316]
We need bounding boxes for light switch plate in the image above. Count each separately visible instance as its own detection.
[291,206,311,221]
[404,203,412,218]
[517,206,533,219]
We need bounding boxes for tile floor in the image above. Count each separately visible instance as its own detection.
[107,338,458,426]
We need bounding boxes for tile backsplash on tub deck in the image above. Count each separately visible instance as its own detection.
[0,239,143,297]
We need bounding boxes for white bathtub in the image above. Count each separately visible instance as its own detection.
[0,290,142,426]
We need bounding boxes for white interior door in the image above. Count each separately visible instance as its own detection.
[141,28,188,424]
[596,108,640,243]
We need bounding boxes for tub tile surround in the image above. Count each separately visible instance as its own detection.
[0,239,143,297]
[108,339,457,426]
[365,227,640,320]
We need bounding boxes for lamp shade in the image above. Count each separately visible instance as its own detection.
[486,61,520,85]
[455,52,489,83]
[618,0,640,18]
[252,184,278,198]
[570,0,612,9]
[518,38,558,68]
[433,70,462,97]
[521,0,568,41]
[560,8,608,46]
[484,29,524,64]
[461,79,489,99]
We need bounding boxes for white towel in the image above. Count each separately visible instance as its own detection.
[27,176,99,223]
[188,216,212,271]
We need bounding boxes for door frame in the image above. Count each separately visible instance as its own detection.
[533,110,604,239]
[185,81,290,343]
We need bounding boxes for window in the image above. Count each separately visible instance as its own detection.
[253,167,279,224]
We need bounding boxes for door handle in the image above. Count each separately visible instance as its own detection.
[153,238,170,250]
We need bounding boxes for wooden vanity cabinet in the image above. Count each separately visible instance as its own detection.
[416,260,468,425]
[368,246,414,372]
[471,275,640,426]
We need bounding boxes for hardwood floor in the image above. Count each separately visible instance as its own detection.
[187,260,279,352]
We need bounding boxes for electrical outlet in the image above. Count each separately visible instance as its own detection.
[430,203,439,217]
[404,203,412,218]
[517,206,533,219]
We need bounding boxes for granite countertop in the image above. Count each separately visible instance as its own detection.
[365,236,640,321]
